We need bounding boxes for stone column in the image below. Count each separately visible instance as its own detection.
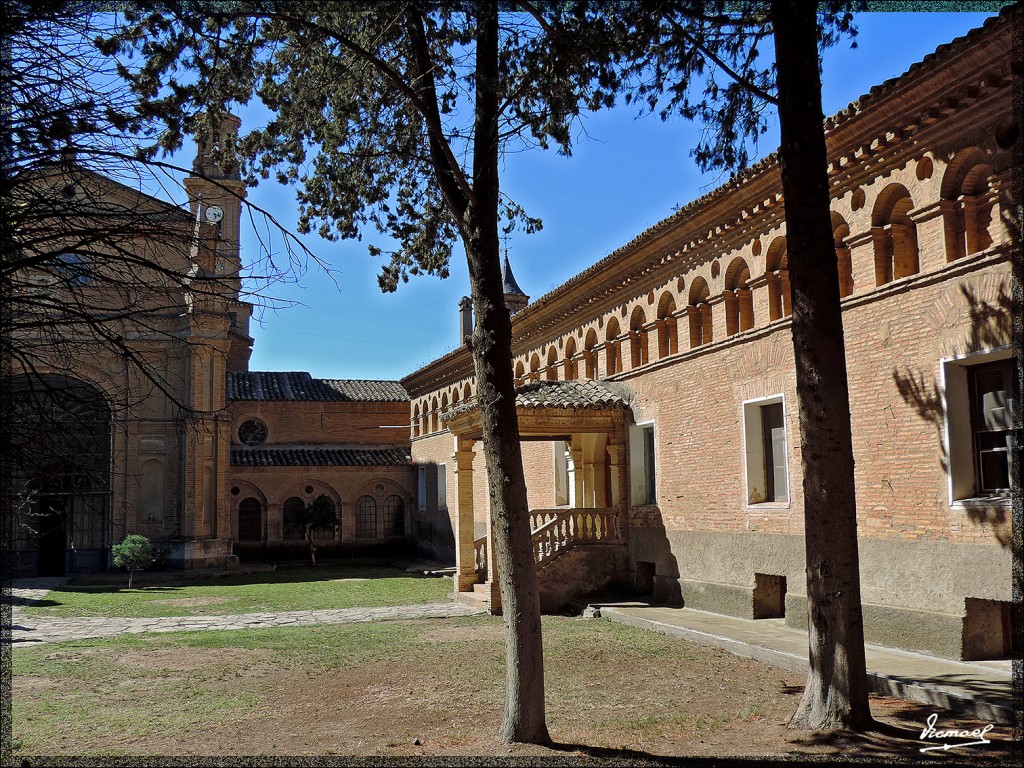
[606,443,626,513]
[570,444,585,507]
[267,502,284,543]
[453,438,478,592]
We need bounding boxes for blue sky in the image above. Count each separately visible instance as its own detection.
[180,12,998,381]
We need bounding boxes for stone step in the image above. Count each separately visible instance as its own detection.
[454,588,489,609]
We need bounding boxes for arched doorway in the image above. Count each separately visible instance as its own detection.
[9,376,112,575]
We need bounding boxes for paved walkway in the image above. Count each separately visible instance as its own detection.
[6,578,483,646]
[595,603,1016,727]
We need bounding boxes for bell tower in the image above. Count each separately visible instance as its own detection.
[183,112,252,372]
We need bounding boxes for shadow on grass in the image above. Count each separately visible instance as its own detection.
[548,741,685,765]
[5,596,62,608]
[785,701,1020,763]
[63,560,427,592]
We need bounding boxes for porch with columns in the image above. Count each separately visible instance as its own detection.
[442,380,632,613]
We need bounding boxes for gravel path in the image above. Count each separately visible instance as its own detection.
[6,578,484,646]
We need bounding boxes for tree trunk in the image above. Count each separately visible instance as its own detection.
[306,528,317,566]
[463,3,550,745]
[770,0,872,731]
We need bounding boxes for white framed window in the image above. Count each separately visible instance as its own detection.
[743,395,790,505]
[942,348,1015,502]
[416,465,427,510]
[629,423,657,505]
[436,463,447,509]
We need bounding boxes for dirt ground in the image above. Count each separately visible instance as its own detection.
[13,617,1019,763]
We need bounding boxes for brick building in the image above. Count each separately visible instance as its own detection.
[403,12,1018,661]
[7,12,1017,662]
[9,117,416,574]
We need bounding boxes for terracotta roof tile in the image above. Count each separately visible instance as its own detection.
[231,446,412,467]
[442,379,630,421]
[227,372,408,402]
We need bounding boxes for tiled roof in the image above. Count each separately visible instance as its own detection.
[442,379,631,421]
[231,447,412,468]
[227,371,408,402]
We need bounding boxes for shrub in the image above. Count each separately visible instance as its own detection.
[112,534,154,588]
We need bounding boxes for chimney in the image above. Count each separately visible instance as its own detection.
[459,296,473,346]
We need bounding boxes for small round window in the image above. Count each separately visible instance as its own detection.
[238,418,268,446]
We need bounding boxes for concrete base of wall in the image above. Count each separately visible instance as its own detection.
[785,594,965,660]
[627,527,1010,661]
[680,581,966,660]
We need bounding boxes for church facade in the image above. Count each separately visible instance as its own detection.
[9,116,416,575]
[7,12,1017,663]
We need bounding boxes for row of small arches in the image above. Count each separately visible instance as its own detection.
[411,148,998,436]
[236,493,405,541]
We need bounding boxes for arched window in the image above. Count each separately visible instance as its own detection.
[383,495,405,536]
[514,360,526,385]
[412,404,420,438]
[440,393,449,428]
[656,292,678,358]
[765,237,791,320]
[941,148,995,262]
[546,347,558,381]
[832,213,854,298]
[283,496,305,540]
[724,257,754,335]
[238,497,262,542]
[583,329,598,379]
[310,496,337,541]
[356,495,377,538]
[688,278,712,347]
[563,337,578,380]
[873,184,919,285]
[529,353,541,382]
[463,383,473,401]
[429,397,438,433]
[605,317,622,375]
[629,307,648,368]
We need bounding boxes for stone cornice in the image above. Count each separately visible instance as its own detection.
[402,8,1016,398]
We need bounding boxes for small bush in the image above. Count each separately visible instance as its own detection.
[112,534,154,588]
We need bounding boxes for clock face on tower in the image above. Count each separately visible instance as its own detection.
[238,418,268,446]
[205,205,224,223]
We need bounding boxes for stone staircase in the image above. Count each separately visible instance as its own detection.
[459,507,625,612]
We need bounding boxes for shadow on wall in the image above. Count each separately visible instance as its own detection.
[892,277,1016,547]
[628,505,683,606]
[411,460,456,562]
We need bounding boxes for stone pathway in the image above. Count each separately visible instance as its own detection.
[6,579,484,646]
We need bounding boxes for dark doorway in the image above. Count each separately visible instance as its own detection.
[753,573,787,619]
[37,498,68,576]
[9,375,112,575]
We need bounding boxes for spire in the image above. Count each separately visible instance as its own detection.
[502,255,529,315]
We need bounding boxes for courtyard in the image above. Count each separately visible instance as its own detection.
[8,564,1018,762]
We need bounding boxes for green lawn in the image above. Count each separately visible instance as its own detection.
[20,564,452,618]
